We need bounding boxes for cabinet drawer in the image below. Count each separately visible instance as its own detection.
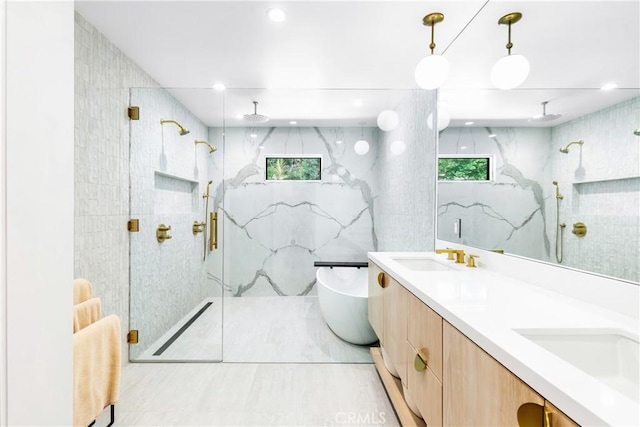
[407,292,443,381]
[407,341,443,427]
[384,276,408,384]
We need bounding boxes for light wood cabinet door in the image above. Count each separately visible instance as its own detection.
[407,341,443,427]
[368,261,385,343]
[407,292,443,381]
[443,321,545,426]
[545,402,580,427]
[384,276,408,383]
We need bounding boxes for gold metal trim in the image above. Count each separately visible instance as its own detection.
[156,224,172,243]
[467,254,479,268]
[490,249,504,254]
[127,330,139,344]
[414,350,427,372]
[209,212,218,251]
[572,222,587,237]
[193,221,205,235]
[127,219,139,232]
[128,106,139,120]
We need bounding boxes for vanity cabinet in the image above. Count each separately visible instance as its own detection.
[443,321,545,426]
[368,261,408,382]
[406,293,443,426]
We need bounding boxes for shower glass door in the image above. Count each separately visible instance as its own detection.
[128,87,224,362]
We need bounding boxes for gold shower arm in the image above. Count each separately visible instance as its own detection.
[195,140,217,153]
[160,118,190,135]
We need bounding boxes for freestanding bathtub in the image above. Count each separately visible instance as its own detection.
[315,266,378,345]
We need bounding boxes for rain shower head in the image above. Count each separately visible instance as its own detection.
[530,101,562,123]
[243,101,269,124]
[560,140,584,153]
[160,119,190,135]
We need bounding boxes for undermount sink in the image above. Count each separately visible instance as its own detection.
[515,328,640,401]
[391,257,454,272]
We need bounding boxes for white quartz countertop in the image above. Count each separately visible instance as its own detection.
[368,251,640,427]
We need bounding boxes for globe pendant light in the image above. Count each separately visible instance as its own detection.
[376,110,399,131]
[415,12,449,90]
[491,12,530,90]
[354,125,369,155]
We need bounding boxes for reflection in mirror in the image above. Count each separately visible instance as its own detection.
[437,94,639,283]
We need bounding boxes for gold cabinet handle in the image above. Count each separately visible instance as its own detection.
[209,212,218,251]
[377,272,387,288]
[414,350,427,372]
[156,224,172,243]
[544,408,551,427]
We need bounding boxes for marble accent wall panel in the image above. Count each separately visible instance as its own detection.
[549,97,639,282]
[217,126,379,297]
[438,127,553,261]
[74,12,158,364]
[374,90,440,252]
[129,88,220,359]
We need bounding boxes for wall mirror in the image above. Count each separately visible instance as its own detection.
[436,1,639,284]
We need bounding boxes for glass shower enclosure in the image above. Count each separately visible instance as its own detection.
[128,88,224,362]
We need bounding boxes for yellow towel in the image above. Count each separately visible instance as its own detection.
[73,278,93,304]
[73,315,121,427]
[73,298,102,333]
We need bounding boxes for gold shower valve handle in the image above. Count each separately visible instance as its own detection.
[192,221,205,235]
[156,224,172,243]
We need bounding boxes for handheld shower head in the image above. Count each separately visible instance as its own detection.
[203,180,213,199]
[559,140,584,153]
[160,119,190,135]
[552,180,563,199]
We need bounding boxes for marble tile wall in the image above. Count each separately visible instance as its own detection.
[217,126,379,297]
[74,12,157,364]
[128,88,220,359]
[437,127,553,261]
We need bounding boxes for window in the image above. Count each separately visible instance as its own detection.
[265,156,322,181]
[438,155,493,181]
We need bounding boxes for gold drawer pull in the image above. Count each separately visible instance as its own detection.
[377,272,387,288]
[414,350,427,372]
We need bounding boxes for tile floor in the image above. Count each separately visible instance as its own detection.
[137,296,372,364]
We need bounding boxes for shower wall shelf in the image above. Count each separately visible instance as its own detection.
[154,170,199,185]
[572,176,640,186]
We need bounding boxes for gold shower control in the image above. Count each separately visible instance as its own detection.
[156,224,172,243]
[572,222,587,237]
[192,221,205,235]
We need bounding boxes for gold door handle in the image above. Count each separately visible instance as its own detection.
[377,272,387,288]
[156,224,172,243]
[414,350,427,372]
[209,212,218,251]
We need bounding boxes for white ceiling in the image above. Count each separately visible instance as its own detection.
[75,1,640,128]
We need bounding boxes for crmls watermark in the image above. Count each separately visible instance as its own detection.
[335,411,387,425]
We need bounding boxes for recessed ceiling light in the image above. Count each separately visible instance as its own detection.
[460,146,468,150]
[212,82,226,91]
[250,133,257,138]
[289,121,297,125]
[352,99,363,107]
[465,121,474,126]
[336,140,343,145]
[259,145,265,150]
[488,134,497,138]
[267,8,286,22]
[601,82,618,91]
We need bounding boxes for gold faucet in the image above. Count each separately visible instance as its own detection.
[435,248,465,264]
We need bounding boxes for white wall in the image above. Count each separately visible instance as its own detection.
[4,1,74,425]
[0,0,7,422]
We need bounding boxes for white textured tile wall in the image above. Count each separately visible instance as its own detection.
[128,88,219,359]
[74,12,158,364]
[375,90,438,251]
[550,97,639,282]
